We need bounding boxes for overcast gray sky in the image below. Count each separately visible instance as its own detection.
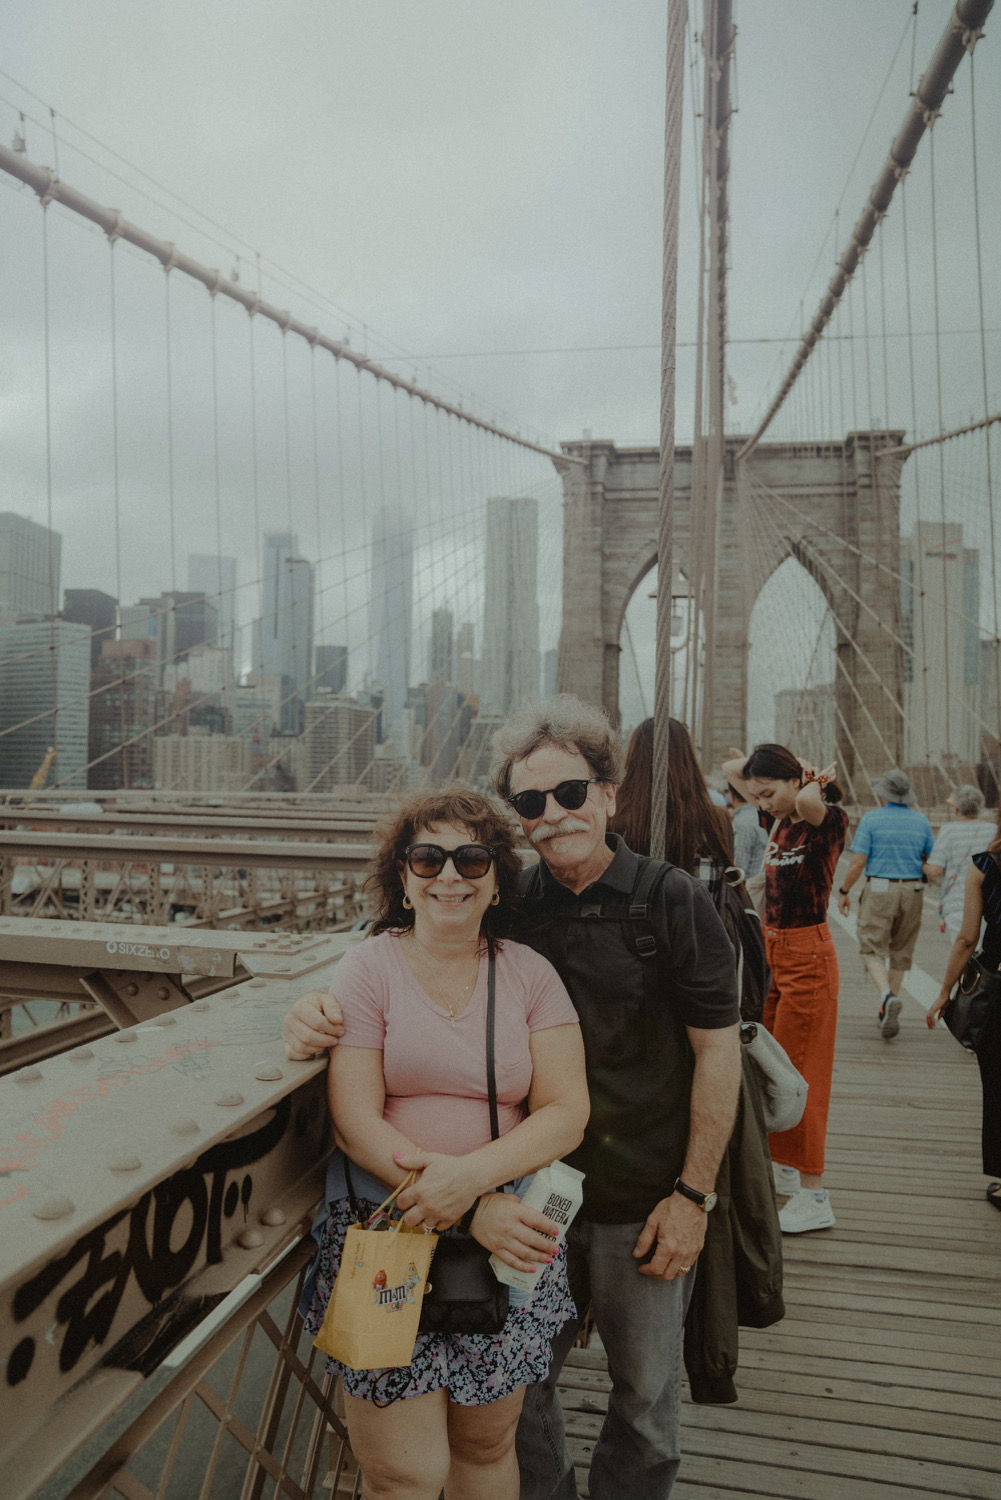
[2,1,998,735]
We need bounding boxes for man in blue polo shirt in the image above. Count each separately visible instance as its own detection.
[836,769,934,1040]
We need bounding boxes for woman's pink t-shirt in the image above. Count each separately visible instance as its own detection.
[331,931,579,1154]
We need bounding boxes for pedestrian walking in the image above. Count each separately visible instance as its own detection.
[926,808,1001,1215]
[728,783,767,880]
[836,769,934,1040]
[722,743,847,1233]
[924,785,995,944]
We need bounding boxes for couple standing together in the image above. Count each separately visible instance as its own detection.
[286,694,743,1499]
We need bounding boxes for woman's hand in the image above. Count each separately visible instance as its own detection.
[469,1192,563,1273]
[926,992,950,1029]
[393,1150,482,1229]
[283,990,344,1061]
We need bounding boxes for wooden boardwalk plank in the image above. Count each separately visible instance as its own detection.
[557,918,1001,1497]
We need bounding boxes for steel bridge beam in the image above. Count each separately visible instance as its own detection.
[0,942,349,1495]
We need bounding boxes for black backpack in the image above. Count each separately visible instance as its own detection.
[708,867,771,1022]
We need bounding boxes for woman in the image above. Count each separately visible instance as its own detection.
[926,810,1001,1213]
[611,716,732,873]
[924,784,995,944]
[722,744,847,1234]
[303,784,589,1500]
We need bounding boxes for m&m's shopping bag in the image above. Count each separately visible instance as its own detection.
[313,1176,435,1370]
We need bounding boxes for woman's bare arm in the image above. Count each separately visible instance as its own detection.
[927,863,984,1026]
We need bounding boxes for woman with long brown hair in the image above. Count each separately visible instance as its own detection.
[722,743,847,1235]
[611,717,732,873]
[927,808,1001,1212]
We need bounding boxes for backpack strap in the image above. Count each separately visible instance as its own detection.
[626,857,671,961]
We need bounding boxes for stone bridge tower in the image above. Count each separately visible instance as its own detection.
[555,432,906,792]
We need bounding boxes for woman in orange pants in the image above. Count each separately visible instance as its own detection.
[722,744,848,1235]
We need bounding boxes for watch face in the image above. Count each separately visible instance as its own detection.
[703,1191,718,1212]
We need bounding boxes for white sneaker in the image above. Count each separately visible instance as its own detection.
[878,994,902,1040]
[772,1162,800,1196]
[778,1190,836,1234]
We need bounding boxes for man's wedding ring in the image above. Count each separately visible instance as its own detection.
[678,1265,691,1274]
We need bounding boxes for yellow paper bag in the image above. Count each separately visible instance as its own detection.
[313,1171,437,1371]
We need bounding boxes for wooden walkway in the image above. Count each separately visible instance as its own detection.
[559,916,1001,1498]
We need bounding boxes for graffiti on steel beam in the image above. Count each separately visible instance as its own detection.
[4,1093,313,1385]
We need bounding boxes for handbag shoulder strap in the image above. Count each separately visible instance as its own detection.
[486,949,499,1141]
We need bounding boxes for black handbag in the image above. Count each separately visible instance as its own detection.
[418,952,508,1335]
[943,951,1001,1052]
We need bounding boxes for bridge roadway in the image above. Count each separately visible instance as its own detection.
[561,906,1001,1499]
[0,887,998,1498]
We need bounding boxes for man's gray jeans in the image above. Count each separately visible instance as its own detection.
[516,1217,694,1500]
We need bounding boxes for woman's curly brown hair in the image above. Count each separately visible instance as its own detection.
[367,782,523,952]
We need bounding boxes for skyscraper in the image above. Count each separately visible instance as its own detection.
[88,638,158,789]
[430,608,454,683]
[0,619,90,787]
[0,512,61,622]
[188,554,237,658]
[120,592,218,685]
[480,497,540,715]
[370,507,413,730]
[64,589,118,672]
[315,644,348,695]
[456,622,475,696]
[252,533,315,733]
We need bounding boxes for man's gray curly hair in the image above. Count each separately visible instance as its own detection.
[490,694,622,799]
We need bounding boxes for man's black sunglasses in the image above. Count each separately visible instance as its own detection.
[507,778,602,821]
[404,843,496,879]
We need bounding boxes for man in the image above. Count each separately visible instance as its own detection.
[286,695,741,1499]
[727,783,767,879]
[836,768,934,1039]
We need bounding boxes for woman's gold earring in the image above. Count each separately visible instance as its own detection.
[490,892,500,906]
[402,895,413,910]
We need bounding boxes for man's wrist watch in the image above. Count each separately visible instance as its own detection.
[838,886,850,896]
[673,1177,718,1212]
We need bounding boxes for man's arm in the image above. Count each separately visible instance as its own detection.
[836,851,867,917]
[283,990,344,1060]
[632,1022,741,1280]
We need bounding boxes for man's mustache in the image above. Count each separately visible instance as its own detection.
[530,817,590,846]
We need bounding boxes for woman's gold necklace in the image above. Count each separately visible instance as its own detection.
[410,935,480,1025]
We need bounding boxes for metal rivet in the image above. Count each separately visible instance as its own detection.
[260,1207,287,1226]
[157,986,171,1001]
[215,1091,244,1107]
[190,1002,210,1012]
[156,1014,177,1026]
[16,1067,43,1084]
[116,1031,138,1044]
[254,1065,283,1082]
[108,1154,142,1172]
[249,979,267,989]
[124,983,139,996]
[171,1118,200,1135]
[32,1195,75,1220]
[70,1049,95,1061]
[238,1228,265,1248]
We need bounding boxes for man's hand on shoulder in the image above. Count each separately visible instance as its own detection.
[283,989,344,1061]
[632,1193,707,1281]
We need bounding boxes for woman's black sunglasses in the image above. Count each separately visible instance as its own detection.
[404,843,496,879]
[507,778,601,821]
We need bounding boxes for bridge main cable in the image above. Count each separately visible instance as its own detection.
[0,140,582,468]
[736,0,994,462]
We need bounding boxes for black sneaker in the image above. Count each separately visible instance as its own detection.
[878,995,902,1039]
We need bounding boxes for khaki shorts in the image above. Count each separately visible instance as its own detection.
[856,881,924,970]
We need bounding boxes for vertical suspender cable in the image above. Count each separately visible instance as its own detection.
[968,50,1000,771]
[41,204,60,784]
[652,0,688,860]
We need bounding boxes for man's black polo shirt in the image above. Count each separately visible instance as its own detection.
[514,835,739,1223]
